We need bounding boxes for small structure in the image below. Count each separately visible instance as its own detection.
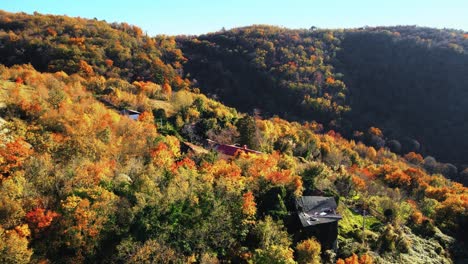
[207,139,261,158]
[120,109,140,120]
[181,142,209,156]
[98,98,141,121]
[292,196,342,250]
[296,196,342,227]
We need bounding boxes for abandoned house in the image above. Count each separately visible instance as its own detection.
[98,97,141,120]
[119,109,140,120]
[292,196,342,250]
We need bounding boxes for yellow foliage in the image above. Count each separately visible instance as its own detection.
[296,237,321,264]
[13,224,30,238]
[0,226,33,264]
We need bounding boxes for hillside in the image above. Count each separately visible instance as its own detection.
[0,10,189,89]
[0,11,467,264]
[178,25,468,175]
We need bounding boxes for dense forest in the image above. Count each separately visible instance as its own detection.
[0,11,467,264]
[178,25,468,178]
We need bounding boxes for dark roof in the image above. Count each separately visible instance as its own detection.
[295,196,342,227]
[120,109,140,120]
[215,144,262,156]
[120,109,141,115]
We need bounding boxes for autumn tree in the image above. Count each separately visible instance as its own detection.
[26,208,60,235]
[242,191,257,217]
[296,237,321,264]
[0,137,33,178]
[0,226,33,264]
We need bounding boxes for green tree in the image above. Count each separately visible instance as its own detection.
[236,115,259,149]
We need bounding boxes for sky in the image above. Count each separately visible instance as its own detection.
[1,0,467,36]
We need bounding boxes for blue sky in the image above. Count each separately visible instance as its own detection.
[1,0,466,35]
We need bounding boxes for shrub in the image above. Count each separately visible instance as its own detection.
[379,225,397,252]
[396,236,411,253]
[296,237,321,264]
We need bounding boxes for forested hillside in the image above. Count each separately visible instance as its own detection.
[0,11,467,264]
[336,27,468,167]
[0,10,189,89]
[178,26,349,124]
[178,25,468,174]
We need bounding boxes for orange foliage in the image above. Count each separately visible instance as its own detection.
[26,208,60,233]
[407,200,426,225]
[78,60,94,76]
[327,130,342,139]
[104,59,113,67]
[60,189,118,256]
[385,171,411,187]
[348,165,359,174]
[150,142,175,168]
[162,82,172,95]
[326,77,335,84]
[0,137,33,177]
[133,26,143,38]
[341,254,358,264]
[46,27,57,37]
[425,186,451,201]
[266,169,294,185]
[67,160,114,188]
[173,157,196,171]
[242,191,257,216]
[51,132,66,144]
[435,194,468,232]
[293,177,303,196]
[438,194,468,210]
[377,164,397,176]
[2,17,12,23]
[349,166,377,180]
[404,152,423,164]
[287,61,297,68]
[352,175,367,190]
[8,31,19,41]
[14,224,31,238]
[16,98,43,117]
[411,211,424,225]
[359,254,373,264]
[137,111,154,123]
[368,127,383,137]
[407,199,418,209]
[239,152,302,194]
[404,167,430,189]
[69,37,85,46]
[173,75,187,88]
[15,76,24,85]
[336,253,373,264]
[244,153,279,178]
[361,167,377,180]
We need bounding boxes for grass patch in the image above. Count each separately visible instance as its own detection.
[338,205,381,238]
[150,99,176,117]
